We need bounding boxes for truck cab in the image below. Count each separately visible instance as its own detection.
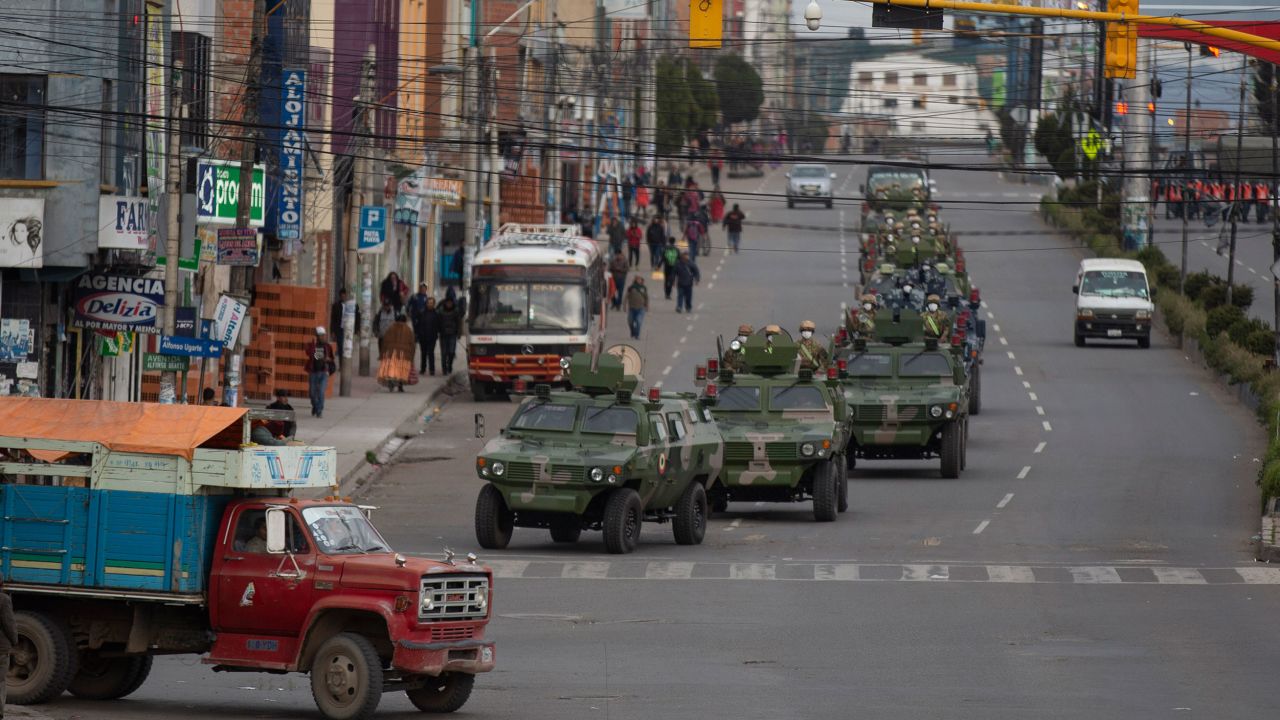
[0,399,494,718]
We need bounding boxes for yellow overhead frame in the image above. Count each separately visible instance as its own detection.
[1104,0,1139,79]
[690,0,724,49]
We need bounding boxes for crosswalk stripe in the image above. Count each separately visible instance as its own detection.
[902,564,948,581]
[1153,567,1207,585]
[815,563,860,581]
[485,560,531,579]
[730,563,776,580]
[562,561,610,579]
[1235,567,1280,584]
[1070,567,1123,584]
[645,561,695,579]
[986,565,1035,583]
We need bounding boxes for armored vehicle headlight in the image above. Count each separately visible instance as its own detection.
[800,442,816,457]
[929,405,944,418]
[945,410,955,419]
[607,474,619,484]
[491,461,505,477]
[590,467,604,482]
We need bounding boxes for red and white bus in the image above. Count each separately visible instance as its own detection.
[466,224,607,400]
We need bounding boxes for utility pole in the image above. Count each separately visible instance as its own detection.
[1180,42,1192,296]
[1123,41,1151,250]
[229,0,267,407]
[1270,62,1279,366]
[342,47,377,394]
[462,13,480,303]
[1146,40,1158,253]
[1226,54,1246,308]
[489,48,502,235]
[545,6,560,225]
[160,61,185,404]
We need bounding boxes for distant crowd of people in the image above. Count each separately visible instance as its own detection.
[1156,178,1275,223]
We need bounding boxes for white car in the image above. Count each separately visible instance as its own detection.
[786,164,837,208]
[1072,258,1155,348]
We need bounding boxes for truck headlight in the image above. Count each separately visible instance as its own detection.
[1078,308,1094,319]
[590,467,604,482]
[421,594,434,613]
[1135,310,1151,320]
[491,461,505,477]
[930,405,944,418]
[800,442,815,457]
[474,586,488,612]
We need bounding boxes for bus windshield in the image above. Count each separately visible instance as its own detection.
[471,281,588,332]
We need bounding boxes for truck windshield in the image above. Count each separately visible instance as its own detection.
[302,506,390,554]
[510,402,576,431]
[898,353,954,377]
[715,387,761,411]
[471,281,588,332]
[580,406,638,435]
[769,386,828,410]
[868,171,926,193]
[1079,270,1149,299]
[844,353,893,377]
[792,166,828,178]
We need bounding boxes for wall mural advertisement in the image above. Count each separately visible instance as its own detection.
[0,198,44,268]
[71,273,165,334]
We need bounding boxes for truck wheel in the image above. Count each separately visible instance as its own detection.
[673,482,708,546]
[549,519,582,543]
[68,653,152,700]
[310,633,384,720]
[474,483,513,550]
[1074,331,1085,347]
[812,462,839,522]
[602,488,643,554]
[968,365,982,415]
[9,610,77,704]
[1138,335,1151,349]
[940,422,962,479]
[406,672,475,713]
[470,380,487,402]
[837,459,850,513]
[710,490,728,515]
[960,420,969,471]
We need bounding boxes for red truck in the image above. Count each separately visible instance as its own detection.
[0,400,495,719]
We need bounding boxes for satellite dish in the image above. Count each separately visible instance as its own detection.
[606,344,643,377]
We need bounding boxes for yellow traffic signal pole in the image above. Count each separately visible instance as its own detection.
[863,0,1280,54]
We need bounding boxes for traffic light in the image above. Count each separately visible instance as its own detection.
[1201,45,1221,57]
[1115,101,1129,115]
[1147,101,1156,114]
[1104,0,1138,79]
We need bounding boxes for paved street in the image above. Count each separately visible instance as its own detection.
[37,154,1278,720]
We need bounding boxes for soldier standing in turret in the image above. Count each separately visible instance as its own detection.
[796,320,830,371]
[854,293,878,338]
[921,294,951,341]
[722,324,753,372]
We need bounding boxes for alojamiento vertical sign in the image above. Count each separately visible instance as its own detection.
[277,69,306,242]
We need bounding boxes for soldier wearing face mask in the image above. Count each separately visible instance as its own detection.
[922,294,951,340]
[722,323,753,372]
[796,320,830,371]
[855,293,878,337]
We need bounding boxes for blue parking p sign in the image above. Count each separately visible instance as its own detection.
[358,206,387,253]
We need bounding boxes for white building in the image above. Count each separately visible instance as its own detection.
[742,0,790,129]
[842,53,1000,142]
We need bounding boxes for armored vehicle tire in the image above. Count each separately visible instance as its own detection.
[549,519,582,543]
[826,199,834,209]
[310,632,383,720]
[968,365,982,415]
[1138,336,1151,349]
[673,482,708,545]
[711,492,729,514]
[1074,332,1085,347]
[10,610,77,704]
[406,672,475,713]
[68,653,152,700]
[812,462,839,522]
[603,489,643,554]
[837,460,849,513]
[474,484,514,550]
[787,199,795,209]
[940,422,962,479]
[960,421,969,471]
[845,450,856,471]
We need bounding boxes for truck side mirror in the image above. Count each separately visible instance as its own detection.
[858,184,865,194]
[265,508,287,554]
[1072,285,1079,294]
[474,413,485,439]
[830,173,838,179]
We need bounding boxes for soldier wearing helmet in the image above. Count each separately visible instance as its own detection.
[722,323,753,372]
[921,293,951,340]
[855,293,878,337]
[796,320,830,371]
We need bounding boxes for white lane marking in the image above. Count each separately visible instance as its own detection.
[1235,259,1244,266]
[679,335,687,344]
[1035,406,1045,416]
[843,281,849,288]
[982,303,990,311]
[814,563,860,581]
[562,561,611,579]
[1014,366,1024,376]
[1236,567,1280,584]
[672,350,681,359]
[653,380,663,388]
[645,561,695,579]
[1153,567,1207,585]
[730,563,776,580]
[1042,420,1053,432]
[697,302,705,311]
[998,337,1008,346]
[711,273,719,282]
[1200,240,1209,247]
[1070,567,1123,584]
[1034,441,1047,453]
[686,324,694,332]
[992,324,1002,332]
[724,518,742,532]
[1028,393,1039,402]
[902,564,949,581]
[1006,351,1016,360]
[707,282,715,289]
[1248,266,1258,274]
[484,560,531,578]
[973,520,990,535]
[1022,381,1031,389]
[986,565,1035,583]
[662,365,673,376]
[997,493,1014,509]
[1017,466,1031,479]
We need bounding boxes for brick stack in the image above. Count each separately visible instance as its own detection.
[501,168,543,225]
[250,284,332,400]
[242,331,276,401]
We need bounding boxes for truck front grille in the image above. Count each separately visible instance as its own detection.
[856,405,925,422]
[724,442,797,462]
[505,461,584,483]
[420,575,489,621]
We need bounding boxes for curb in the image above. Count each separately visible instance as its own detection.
[9,706,55,719]
[1258,498,1280,562]
[338,371,466,496]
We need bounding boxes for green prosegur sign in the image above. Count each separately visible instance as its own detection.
[195,160,266,227]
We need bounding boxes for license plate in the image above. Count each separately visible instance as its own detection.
[1107,329,1122,337]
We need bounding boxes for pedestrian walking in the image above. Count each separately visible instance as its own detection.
[377,314,416,393]
[380,271,409,312]
[625,275,649,339]
[684,212,705,261]
[621,174,634,218]
[304,326,336,418]
[647,216,667,268]
[414,296,442,375]
[662,238,680,299]
[606,214,625,256]
[1257,181,1270,224]
[406,283,430,323]
[723,203,746,253]
[655,181,669,220]
[374,300,396,356]
[626,218,643,267]
[438,296,462,374]
[709,152,723,186]
[0,576,18,715]
[328,288,359,369]
[609,251,630,310]
[674,251,700,313]
[709,187,725,224]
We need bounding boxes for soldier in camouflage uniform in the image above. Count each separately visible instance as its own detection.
[796,320,830,371]
[722,323,753,371]
[855,293,878,337]
[921,294,951,341]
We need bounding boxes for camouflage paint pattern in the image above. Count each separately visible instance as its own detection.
[836,344,968,453]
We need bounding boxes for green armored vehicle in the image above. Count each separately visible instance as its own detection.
[837,333,970,479]
[704,330,849,521]
[473,346,724,554]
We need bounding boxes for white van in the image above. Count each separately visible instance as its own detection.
[1072,258,1155,348]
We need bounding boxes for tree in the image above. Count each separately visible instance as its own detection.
[713,54,764,125]
[685,60,719,133]
[656,56,694,155]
